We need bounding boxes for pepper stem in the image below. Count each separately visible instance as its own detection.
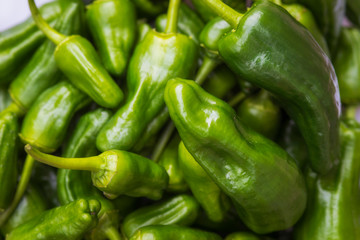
[165,0,182,33]
[152,122,176,162]
[0,155,35,226]
[199,0,244,28]
[105,226,123,240]
[25,144,103,172]
[28,0,65,45]
[195,56,220,85]
[228,92,247,107]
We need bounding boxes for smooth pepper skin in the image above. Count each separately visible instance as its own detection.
[122,194,199,238]
[294,119,360,240]
[333,28,360,105]
[6,199,100,240]
[9,0,85,111]
[130,225,222,240]
[86,0,136,77]
[225,232,261,240]
[0,112,19,211]
[178,141,230,223]
[165,78,307,234]
[347,0,360,26]
[0,88,12,112]
[19,81,90,153]
[96,29,198,152]
[218,1,340,174]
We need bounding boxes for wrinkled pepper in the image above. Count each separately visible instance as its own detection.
[86,0,136,77]
[6,199,100,240]
[165,78,306,233]
[28,0,124,108]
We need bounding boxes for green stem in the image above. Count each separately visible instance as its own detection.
[199,0,243,28]
[25,144,103,171]
[28,0,65,45]
[344,105,358,120]
[228,92,246,107]
[105,226,122,240]
[0,155,35,226]
[152,122,176,163]
[2,102,25,117]
[195,56,220,85]
[165,0,182,33]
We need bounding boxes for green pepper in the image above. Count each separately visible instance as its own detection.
[0,88,11,112]
[86,0,136,77]
[333,28,360,105]
[165,78,306,233]
[130,225,222,240]
[204,0,340,174]
[0,185,48,235]
[6,199,100,240]
[132,0,167,17]
[225,232,261,240]
[25,145,169,200]
[178,141,230,223]
[28,0,124,108]
[137,21,152,44]
[122,194,199,238]
[294,119,360,239]
[8,0,85,112]
[96,0,199,151]
[347,0,360,26]
[237,89,282,139]
[0,112,19,212]
[0,0,62,85]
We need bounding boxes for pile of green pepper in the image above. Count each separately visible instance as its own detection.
[0,0,359,239]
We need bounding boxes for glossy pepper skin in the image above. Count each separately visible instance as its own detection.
[0,88,11,112]
[347,0,360,26]
[294,119,360,240]
[178,141,230,223]
[9,0,85,112]
[130,225,222,240]
[0,112,19,211]
[7,199,100,240]
[0,0,62,84]
[165,78,307,234]
[26,145,169,200]
[225,232,261,240]
[86,0,136,77]
[122,194,199,238]
[215,0,340,174]
[28,0,124,109]
[19,81,90,153]
[333,28,360,105]
[96,29,198,152]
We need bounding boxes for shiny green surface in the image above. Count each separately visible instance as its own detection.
[122,195,199,238]
[218,1,340,174]
[96,30,198,151]
[165,78,306,233]
[225,232,261,240]
[6,199,100,240]
[0,88,11,112]
[86,0,136,76]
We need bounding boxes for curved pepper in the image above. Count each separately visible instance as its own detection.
[294,119,360,239]
[7,199,100,240]
[96,0,199,151]
[178,141,230,223]
[122,194,199,238]
[130,225,222,240]
[86,0,136,77]
[347,0,360,26]
[0,112,19,211]
[25,145,169,200]
[28,0,124,108]
[206,0,340,174]
[165,78,306,233]
[333,28,360,105]
[8,0,85,112]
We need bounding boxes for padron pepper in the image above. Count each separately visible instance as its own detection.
[203,0,340,174]
[294,119,360,240]
[6,199,100,240]
[122,194,199,238]
[96,0,199,151]
[165,78,307,233]
[28,0,124,108]
[86,0,136,77]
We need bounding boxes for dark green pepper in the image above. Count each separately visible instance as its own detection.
[86,0,136,77]
[178,141,230,223]
[8,0,85,112]
[28,0,124,108]
[0,88,11,112]
[225,232,261,240]
[122,194,199,238]
[207,0,340,174]
[294,119,360,239]
[132,0,167,17]
[165,78,306,233]
[130,225,222,240]
[347,0,360,27]
[6,199,100,240]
